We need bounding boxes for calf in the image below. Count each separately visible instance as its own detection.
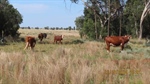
[104,35,131,52]
[38,33,47,42]
[54,35,63,44]
[24,36,36,51]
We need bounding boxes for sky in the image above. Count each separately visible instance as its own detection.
[9,0,85,28]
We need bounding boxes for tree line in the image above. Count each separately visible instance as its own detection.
[73,0,150,40]
[21,26,76,30]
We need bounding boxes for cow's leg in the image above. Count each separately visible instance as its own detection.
[24,42,29,50]
[54,40,55,43]
[54,39,57,44]
[107,45,110,52]
[40,38,43,42]
[56,41,57,44]
[30,43,32,50]
[60,41,62,44]
[30,46,33,51]
[105,41,110,52]
[30,43,33,51]
[31,42,36,51]
[120,43,124,51]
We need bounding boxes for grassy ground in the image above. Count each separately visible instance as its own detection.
[0,29,149,84]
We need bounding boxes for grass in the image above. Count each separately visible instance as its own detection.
[0,29,149,84]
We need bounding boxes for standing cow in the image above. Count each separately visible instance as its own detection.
[24,36,36,51]
[104,35,131,52]
[38,33,47,42]
[54,35,63,44]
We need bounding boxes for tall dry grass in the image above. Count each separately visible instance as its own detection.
[0,42,149,84]
[0,29,149,84]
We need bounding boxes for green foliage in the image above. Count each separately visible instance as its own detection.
[71,39,84,44]
[75,7,101,40]
[0,0,23,37]
[74,0,150,39]
[75,16,84,38]
[83,18,95,39]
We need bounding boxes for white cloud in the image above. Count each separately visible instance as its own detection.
[13,3,49,13]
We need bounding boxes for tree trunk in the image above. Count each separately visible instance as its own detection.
[94,10,98,40]
[135,19,138,37]
[139,1,150,40]
[108,0,110,36]
[119,14,122,36]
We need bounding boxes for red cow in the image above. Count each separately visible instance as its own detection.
[104,35,131,52]
[38,33,47,42]
[24,36,36,51]
[54,35,63,44]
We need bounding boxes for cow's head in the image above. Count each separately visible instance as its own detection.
[124,35,131,39]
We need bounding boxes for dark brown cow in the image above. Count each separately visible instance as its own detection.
[38,33,47,42]
[54,35,63,44]
[24,36,36,50]
[104,35,131,52]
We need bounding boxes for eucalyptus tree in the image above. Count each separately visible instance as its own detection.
[72,0,125,39]
[139,0,150,40]
[71,0,150,40]
[75,15,84,38]
[124,0,144,38]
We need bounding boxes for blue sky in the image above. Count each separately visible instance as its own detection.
[9,0,84,28]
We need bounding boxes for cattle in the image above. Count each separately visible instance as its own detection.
[104,35,131,52]
[24,36,36,51]
[38,33,47,42]
[54,35,63,44]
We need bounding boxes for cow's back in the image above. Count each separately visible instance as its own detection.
[105,36,123,46]
[54,35,63,40]
[25,36,36,43]
[43,33,47,38]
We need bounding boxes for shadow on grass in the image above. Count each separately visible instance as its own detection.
[64,39,84,44]
[124,45,132,51]
[33,50,46,52]
[0,43,9,46]
[130,40,144,44]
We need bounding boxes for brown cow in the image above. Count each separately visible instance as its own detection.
[24,36,36,51]
[38,33,47,42]
[104,35,131,52]
[54,35,63,44]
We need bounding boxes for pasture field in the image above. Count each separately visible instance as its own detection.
[0,29,150,84]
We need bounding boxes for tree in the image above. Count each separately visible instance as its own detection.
[68,26,72,31]
[139,0,150,40]
[0,0,23,37]
[72,0,150,40]
[124,0,144,38]
[75,15,84,38]
[44,26,49,30]
[73,0,125,36]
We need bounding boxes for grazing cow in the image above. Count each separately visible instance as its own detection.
[104,35,131,52]
[24,36,36,51]
[54,35,63,44]
[38,33,47,42]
